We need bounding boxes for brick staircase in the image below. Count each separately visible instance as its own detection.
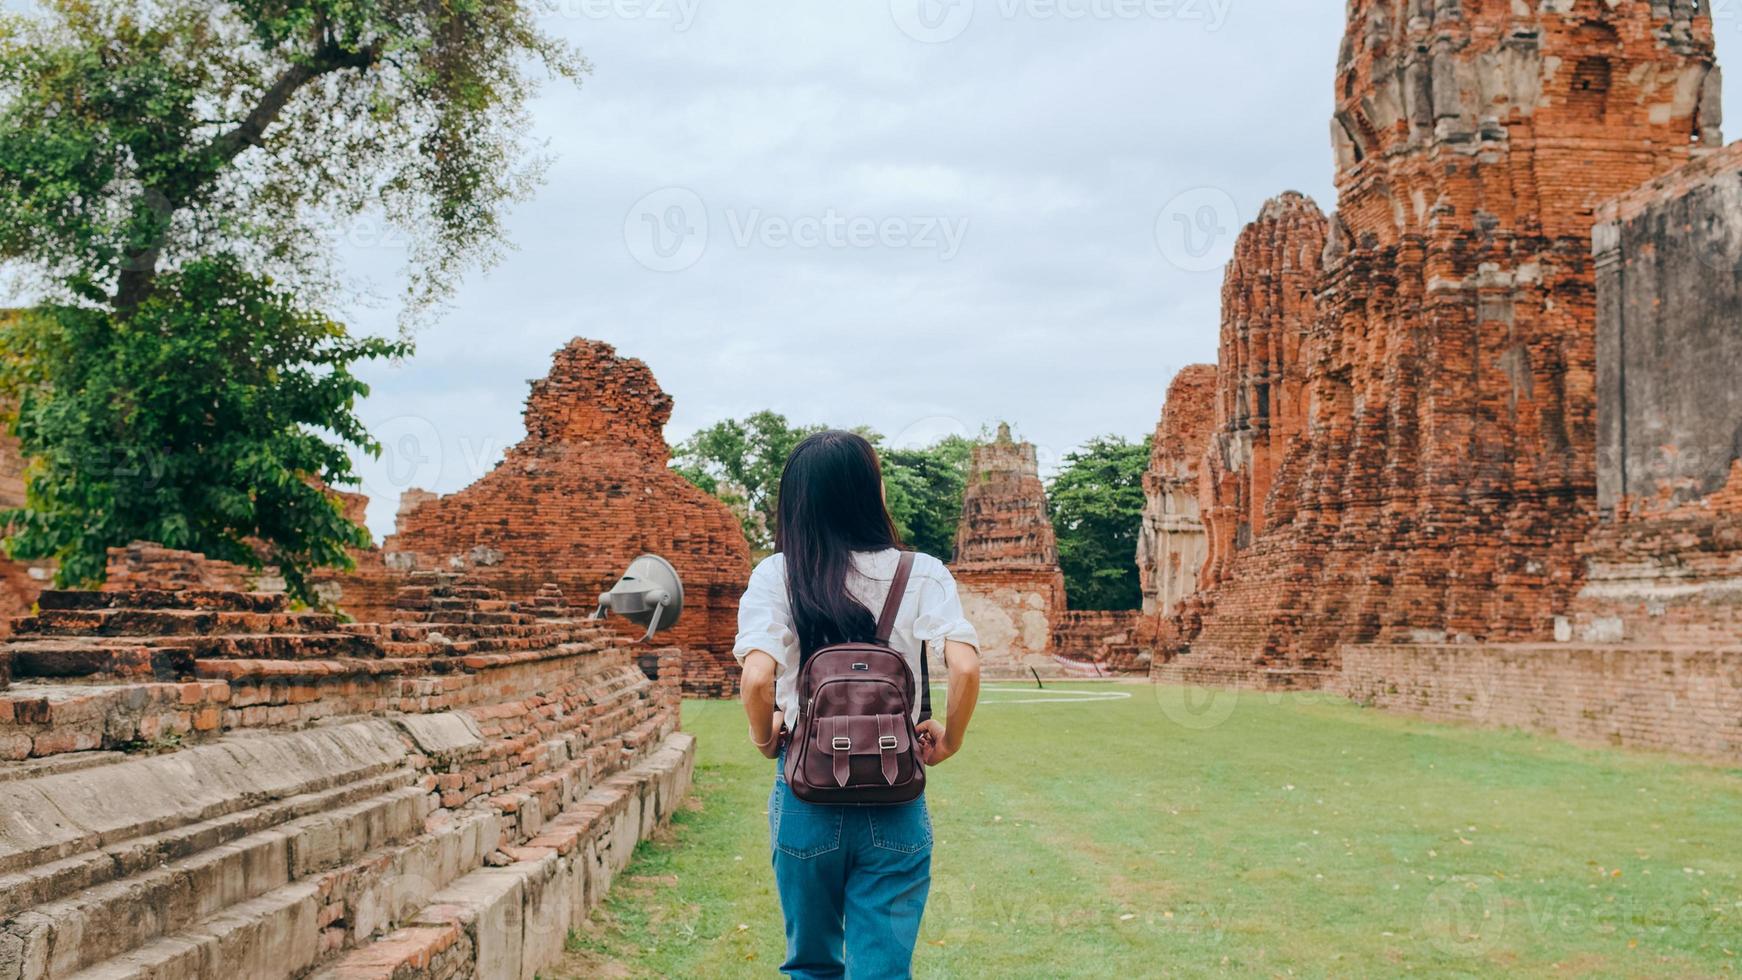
[0,559,694,979]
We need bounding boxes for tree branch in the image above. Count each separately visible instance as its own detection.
[113,39,380,312]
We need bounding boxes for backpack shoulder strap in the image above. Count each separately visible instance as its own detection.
[875,551,917,644]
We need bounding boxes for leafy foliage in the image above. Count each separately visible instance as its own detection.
[671,411,824,553]
[1047,434,1151,611]
[0,0,579,597]
[0,0,586,319]
[880,436,972,561]
[0,258,409,603]
[672,413,973,559]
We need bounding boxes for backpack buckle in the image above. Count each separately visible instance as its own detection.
[832,736,852,751]
[879,735,898,750]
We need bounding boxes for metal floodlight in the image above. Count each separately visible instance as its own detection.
[589,554,684,642]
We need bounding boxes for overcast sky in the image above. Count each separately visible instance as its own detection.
[51,1,1742,540]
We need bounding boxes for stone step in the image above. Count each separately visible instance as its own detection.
[62,807,503,980]
[5,643,196,683]
[0,770,416,917]
[0,721,410,877]
[37,591,287,615]
[11,784,432,976]
[15,609,340,639]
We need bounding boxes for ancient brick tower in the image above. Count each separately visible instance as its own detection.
[1136,365,1215,622]
[951,424,1067,677]
[1157,0,1721,686]
[1199,194,1328,590]
[326,340,752,696]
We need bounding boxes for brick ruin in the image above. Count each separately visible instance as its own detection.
[1350,139,1737,761]
[0,546,692,978]
[950,424,1068,677]
[0,432,53,634]
[1134,365,1215,635]
[1150,0,1724,693]
[323,339,751,698]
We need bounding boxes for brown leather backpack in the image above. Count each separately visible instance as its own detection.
[783,551,931,805]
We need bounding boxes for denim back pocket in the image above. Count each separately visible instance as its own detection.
[868,796,933,854]
[773,780,844,859]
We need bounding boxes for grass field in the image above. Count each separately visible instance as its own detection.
[558,684,1742,979]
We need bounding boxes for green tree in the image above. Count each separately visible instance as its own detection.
[1048,434,1151,611]
[673,415,974,560]
[1,260,407,599]
[672,412,823,552]
[0,1,581,601]
[881,435,972,560]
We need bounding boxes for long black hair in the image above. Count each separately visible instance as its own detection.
[776,430,904,657]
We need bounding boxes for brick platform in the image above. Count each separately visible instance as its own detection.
[0,557,693,979]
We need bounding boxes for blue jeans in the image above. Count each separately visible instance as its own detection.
[769,757,933,979]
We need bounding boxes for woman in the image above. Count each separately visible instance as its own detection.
[734,430,982,979]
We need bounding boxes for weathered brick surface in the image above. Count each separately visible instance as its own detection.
[0,559,693,978]
[1156,2,1721,686]
[951,425,1067,677]
[1339,643,1742,762]
[0,429,54,635]
[1135,366,1215,631]
[1332,131,1742,762]
[1594,140,1742,516]
[103,541,257,593]
[1050,610,1147,675]
[321,340,751,697]
[1199,195,1327,589]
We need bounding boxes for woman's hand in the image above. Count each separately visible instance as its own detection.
[753,710,786,759]
[916,719,959,766]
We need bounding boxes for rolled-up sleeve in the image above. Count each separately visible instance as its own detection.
[912,564,980,651]
[733,557,799,678]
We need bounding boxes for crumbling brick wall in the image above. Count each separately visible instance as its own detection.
[1158,0,1721,687]
[324,340,751,697]
[951,424,1067,677]
[1051,610,1147,675]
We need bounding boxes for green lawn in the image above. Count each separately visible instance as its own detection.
[559,684,1742,979]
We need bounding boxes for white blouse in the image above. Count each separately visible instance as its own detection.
[733,548,980,726]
